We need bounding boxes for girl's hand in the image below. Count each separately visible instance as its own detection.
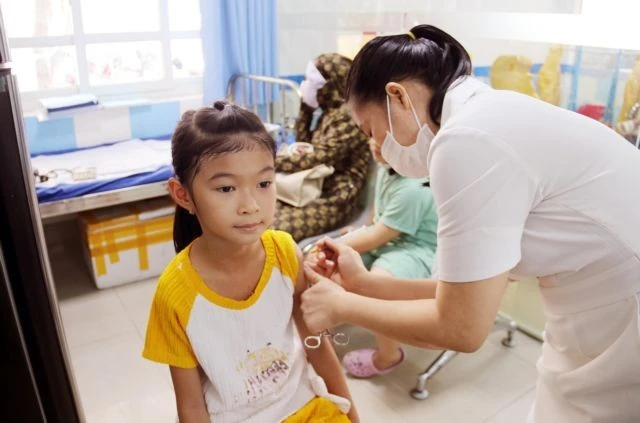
[310,238,369,292]
[301,265,350,333]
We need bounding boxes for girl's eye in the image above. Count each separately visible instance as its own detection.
[216,186,235,193]
[259,181,273,189]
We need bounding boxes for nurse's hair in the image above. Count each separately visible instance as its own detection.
[345,24,472,126]
[171,100,276,253]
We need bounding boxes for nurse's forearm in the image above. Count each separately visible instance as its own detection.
[336,294,478,352]
[353,271,437,300]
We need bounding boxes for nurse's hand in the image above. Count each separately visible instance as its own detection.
[301,264,350,333]
[310,237,369,293]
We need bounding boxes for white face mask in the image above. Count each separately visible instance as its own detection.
[380,93,434,178]
[299,61,326,109]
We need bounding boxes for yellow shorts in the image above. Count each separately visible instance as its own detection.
[282,397,350,422]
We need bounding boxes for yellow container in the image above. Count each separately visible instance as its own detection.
[79,198,175,289]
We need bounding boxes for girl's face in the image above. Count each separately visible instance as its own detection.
[189,148,276,246]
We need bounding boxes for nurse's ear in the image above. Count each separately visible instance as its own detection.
[385,82,412,111]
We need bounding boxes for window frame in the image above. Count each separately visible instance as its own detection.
[7,0,203,114]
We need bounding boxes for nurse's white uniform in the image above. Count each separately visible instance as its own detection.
[428,77,640,422]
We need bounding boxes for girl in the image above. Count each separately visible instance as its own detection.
[311,139,438,379]
[142,101,358,422]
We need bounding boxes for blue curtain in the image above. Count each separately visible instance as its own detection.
[200,0,278,104]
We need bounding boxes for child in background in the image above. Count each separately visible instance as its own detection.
[313,138,438,378]
[142,101,358,422]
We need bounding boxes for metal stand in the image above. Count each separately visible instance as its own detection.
[410,316,517,400]
[410,350,458,400]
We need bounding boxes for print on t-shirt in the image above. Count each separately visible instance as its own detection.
[237,342,291,401]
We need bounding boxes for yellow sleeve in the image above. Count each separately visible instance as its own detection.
[142,260,199,368]
[269,230,300,285]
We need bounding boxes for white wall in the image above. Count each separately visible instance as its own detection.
[277,0,640,114]
[277,0,581,74]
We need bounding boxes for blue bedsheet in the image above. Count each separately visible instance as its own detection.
[36,165,174,203]
[35,134,174,203]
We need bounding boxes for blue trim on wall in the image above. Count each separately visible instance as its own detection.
[129,102,181,139]
[25,116,77,155]
[285,64,575,83]
[473,64,574,78]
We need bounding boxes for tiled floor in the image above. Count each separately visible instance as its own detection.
[47,221,542,423]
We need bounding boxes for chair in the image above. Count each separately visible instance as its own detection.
[410,316,518,400]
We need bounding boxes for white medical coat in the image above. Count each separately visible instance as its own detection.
[428,77,640,422]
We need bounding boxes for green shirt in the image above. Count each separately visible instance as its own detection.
[371,167,438,271]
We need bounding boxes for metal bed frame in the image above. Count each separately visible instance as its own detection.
[38,74,301,220]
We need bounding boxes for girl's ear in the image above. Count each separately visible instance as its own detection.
[168,177,195,214]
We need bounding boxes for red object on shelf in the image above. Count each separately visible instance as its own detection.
[577,104,606,121]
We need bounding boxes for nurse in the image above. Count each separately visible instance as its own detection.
[300,24,640,422]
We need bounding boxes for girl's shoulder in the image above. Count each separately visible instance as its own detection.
[262,230,300,284]
[153,248,199,311]
[384,175,434,203]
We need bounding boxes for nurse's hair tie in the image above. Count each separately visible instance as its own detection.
[407,31,416,40]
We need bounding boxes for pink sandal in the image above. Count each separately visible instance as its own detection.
[342,348,405,378]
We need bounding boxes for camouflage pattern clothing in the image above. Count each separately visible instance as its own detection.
[273,53,371,241]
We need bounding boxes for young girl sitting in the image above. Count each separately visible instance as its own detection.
[312,138,438,379]
[142,101,358,422]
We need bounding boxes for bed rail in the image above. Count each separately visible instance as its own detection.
[226,73,301,144]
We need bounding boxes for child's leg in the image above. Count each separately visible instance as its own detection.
[369,267,404,370]
[343,251,432,378]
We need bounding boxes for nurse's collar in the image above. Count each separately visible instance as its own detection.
[440,77,490,126]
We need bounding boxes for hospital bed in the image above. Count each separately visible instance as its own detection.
[36,74,301,220]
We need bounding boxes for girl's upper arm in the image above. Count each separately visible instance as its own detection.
[294,245,308,298]
[170,365,207,410]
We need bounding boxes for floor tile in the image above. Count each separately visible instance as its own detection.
[68,332,175,422]
[58,287,137,348]
[487,329,542,367]
[334,326,538,423]
[483,387,536,423]
[115,277,158,337]
[346,378,408,423]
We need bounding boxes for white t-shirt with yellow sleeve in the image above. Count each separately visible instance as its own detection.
[143,230,337,422]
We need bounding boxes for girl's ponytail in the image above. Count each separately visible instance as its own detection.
[173,206,202,253]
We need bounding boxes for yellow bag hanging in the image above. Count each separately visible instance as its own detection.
[618,57,640,123]
[490,55,538,98]
[538,45,563,106]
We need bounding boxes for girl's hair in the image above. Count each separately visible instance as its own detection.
[387,168,430,187]
[171,100,276,252]
[345,24,472,126]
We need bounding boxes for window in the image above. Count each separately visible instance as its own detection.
[2,0,203,111]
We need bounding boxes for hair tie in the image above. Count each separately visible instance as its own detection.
[407,31,416,41]
[213,100,226,111]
